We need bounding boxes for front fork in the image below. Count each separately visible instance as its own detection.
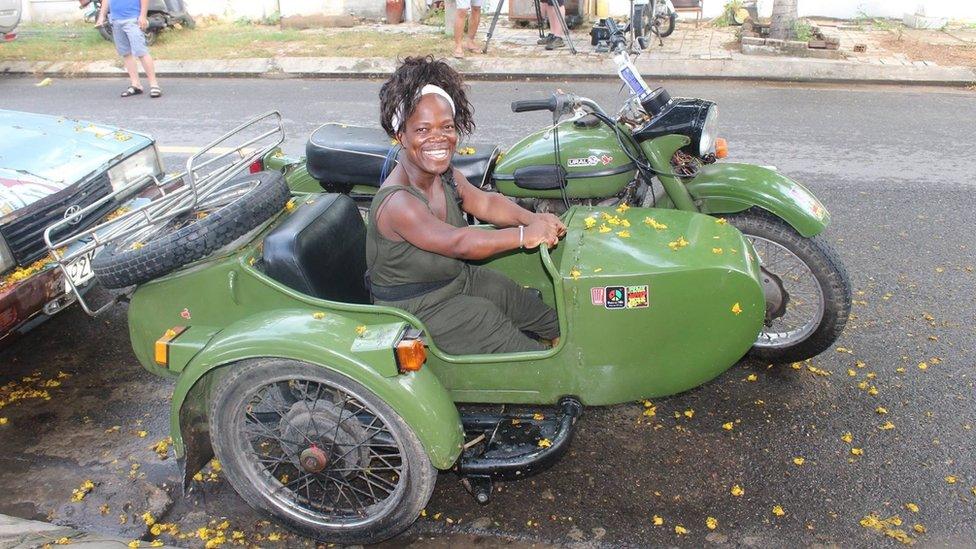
[638,135,698,212]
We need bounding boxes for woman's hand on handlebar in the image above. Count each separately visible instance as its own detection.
[522,217,562,249]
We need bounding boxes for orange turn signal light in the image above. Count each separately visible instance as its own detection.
[714,138,729,159]
[395,339,426,373]
[154,326,187,367]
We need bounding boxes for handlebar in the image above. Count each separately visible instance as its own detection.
[511,93,609,120]
[511,97,558,113]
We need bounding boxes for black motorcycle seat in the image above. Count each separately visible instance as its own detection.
[262,193,370,304]
[306,123,499,189]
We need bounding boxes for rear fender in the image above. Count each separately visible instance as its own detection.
[685,163,830,237]
[170,310,464,488]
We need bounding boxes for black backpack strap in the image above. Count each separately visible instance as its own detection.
[441,166,464,209]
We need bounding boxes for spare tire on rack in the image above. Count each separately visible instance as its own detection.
[92,170,290,289]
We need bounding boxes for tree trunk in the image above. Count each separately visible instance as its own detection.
[769,0,797,41]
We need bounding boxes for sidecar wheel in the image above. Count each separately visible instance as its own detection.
[91,170,289,289]
[724,208,851,363]
[209,359,437,545]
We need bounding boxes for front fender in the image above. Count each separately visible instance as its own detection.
[169,310,464,485]
[685,163,830,237]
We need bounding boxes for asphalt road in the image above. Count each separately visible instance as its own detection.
[0,76,974,548]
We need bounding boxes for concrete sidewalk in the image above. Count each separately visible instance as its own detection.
[0,513,181,548]
[1,20,975,85]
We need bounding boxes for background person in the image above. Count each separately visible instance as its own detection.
[536,0,567,50]
[96,0,162,98]
[369,56,564,355]
[452,0,482,58]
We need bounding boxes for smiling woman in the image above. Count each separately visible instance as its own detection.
[366,56,565,355]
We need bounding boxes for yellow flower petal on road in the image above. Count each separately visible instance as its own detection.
[732,302,743,315]
[722,422,734,430]
[945,475,957,484]
[538,438,552,448]
[875,406,888,414]
[836,347,853,354]
[867,386,878,395]
[652,515,664,526]
[918,362,928,370]
[0,418,7,425]
[914,524,926,533]
[137,430,148,438]
[793,457,805,465]
[841,432,853,443]
[772,505,786,517]
[905,503,919,513]
[36,77,54,87]
[879,421,895,430]
[746,373,757,381]
[851,447,863,456]
[706,516,718,530]
[683,409,694,418]
[127,541,140,548]
[674,525,689,535]
[730,484,744,497]
[848,369,857,377]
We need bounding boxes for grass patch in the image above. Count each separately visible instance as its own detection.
[0,22,459,61]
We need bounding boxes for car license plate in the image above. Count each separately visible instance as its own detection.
[63,250,95,291]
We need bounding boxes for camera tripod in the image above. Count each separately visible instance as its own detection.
[482,0,577,54]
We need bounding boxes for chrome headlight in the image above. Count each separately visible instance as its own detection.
[698,105,718,156]
[107,145,163,195]
[0,235,14,274]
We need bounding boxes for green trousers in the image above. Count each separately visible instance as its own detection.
[377,264,559,355]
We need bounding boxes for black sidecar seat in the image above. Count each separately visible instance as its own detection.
[262,193,371,304]
[306,123,499,189]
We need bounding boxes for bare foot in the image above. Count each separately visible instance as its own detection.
[453,47,464,58]
[464,40,480,52]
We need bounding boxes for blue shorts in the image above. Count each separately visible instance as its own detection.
[110,18,149,57]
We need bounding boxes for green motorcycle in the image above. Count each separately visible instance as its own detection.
[45,110,804,544]
[265,86,851,364]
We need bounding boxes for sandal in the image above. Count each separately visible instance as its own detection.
[121,86,143,97]
[452,48,464,59]
[149,86,162,98]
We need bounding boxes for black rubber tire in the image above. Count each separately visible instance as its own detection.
[180,14,195,29]
[724,208,852,363]
[97,24,113,42]
[209,358,437,546]
[655,14,676,37]
[632,4,651,39]
[92,170,289,289]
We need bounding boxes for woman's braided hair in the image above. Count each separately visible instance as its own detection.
[379,55,475,138]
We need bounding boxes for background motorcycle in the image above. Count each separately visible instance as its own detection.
[79,0,194,46]
[633,0,677,42]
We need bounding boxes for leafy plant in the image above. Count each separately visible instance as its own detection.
[713,0,743,27]
[261,11,281,26]
[421,6,445,27]
[793,19,812,42]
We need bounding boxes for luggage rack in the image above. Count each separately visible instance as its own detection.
[43,111,286,317]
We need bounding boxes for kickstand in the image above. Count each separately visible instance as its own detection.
[461,476,493,504]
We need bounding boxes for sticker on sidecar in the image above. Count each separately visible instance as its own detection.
[595,285,649,309]
[567,154,613,168]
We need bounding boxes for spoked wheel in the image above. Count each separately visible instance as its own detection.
[725,208,851,363]
[91,170,289,289]
[209,359,436,545]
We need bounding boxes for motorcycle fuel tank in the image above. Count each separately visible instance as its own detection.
[492,119,637,199]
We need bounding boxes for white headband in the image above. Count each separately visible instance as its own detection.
[391,84,456,133]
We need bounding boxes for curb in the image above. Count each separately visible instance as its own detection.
[2,55,975,86]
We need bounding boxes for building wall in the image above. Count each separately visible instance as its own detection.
[21,0,976,23]
[606,0,976,21]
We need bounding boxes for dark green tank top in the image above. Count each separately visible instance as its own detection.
[365,171,466,292]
